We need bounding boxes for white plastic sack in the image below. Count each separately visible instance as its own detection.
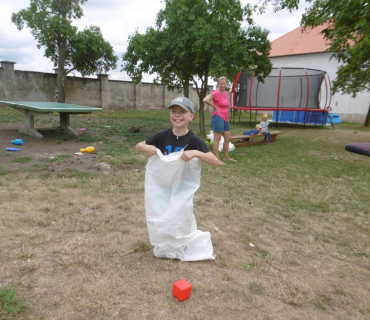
[206,131,214,141]
[144,149,215,261]
[206,131,235,153]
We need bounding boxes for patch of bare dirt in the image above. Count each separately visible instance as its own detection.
[0,123,130,176]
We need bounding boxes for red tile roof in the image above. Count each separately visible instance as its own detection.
[269,23,331,57]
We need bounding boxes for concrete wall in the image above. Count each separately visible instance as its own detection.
[270,53,370,123]
[0,60,213,112]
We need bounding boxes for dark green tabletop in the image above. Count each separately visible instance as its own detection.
[0,101,103,113]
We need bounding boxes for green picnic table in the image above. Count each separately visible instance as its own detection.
[0,101,102,139]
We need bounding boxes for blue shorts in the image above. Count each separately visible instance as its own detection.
[211,115,230,132]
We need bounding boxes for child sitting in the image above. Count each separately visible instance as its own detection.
[260,113,271,144]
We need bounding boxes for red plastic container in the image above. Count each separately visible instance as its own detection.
[172,279,192,302]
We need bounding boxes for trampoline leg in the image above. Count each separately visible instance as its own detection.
[330,114,335,130]
[321,112,324,128]
[326,107,335,130]
[276,113,278,128]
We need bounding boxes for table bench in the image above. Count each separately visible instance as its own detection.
[230,131,282,147]
[0,101,102,139]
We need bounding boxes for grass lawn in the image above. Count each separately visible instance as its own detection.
[0,106,369,319]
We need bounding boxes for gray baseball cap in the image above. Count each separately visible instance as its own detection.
[169,97,194,113]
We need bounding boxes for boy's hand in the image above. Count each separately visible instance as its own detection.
[181,150,198,162]
[144,145,158,157]
[136,141,159,157]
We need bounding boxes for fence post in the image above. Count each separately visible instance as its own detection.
[0,61,17,101]
[98,74,109,109]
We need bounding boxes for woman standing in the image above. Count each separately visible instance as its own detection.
[203,76,236,165]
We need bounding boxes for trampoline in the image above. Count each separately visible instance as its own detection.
[231,68,333,128]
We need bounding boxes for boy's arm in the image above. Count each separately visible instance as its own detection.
[136,141,158,157]
[181,150,219,166]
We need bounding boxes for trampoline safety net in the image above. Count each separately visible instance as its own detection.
[235,68,329,110]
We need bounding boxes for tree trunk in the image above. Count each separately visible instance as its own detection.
[57,37,67,103]
[198,76,209,138]
[364,102,370,127]
[198,96,206,138]
[183,79,190,98]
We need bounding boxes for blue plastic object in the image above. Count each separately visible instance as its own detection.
[327,114,341,124]
[272,111,342,125]
[11,139,24,145]
[272,111,329,124]
[6,148,21,151]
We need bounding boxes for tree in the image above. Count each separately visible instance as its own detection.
[261,0,370,126]
[122,0,272,137]
[122,28,195,98]
[12,0,118,103]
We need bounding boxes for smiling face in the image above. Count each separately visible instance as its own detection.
[169,105,194,129]
[218,79,227,92]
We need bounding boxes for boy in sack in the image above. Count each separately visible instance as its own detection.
[136,97,218,261]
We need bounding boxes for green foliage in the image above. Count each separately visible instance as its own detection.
[123,28,193,93]
[261,0,370,125]
[260,0,301,12]
[0,284,29,318]
[122,0,272,136]
[299,0,370,97]
[11,0,86,67]
[261,0,370,96]
[334,38,370,98]
[70,26,118,77]
[11,0,117,102]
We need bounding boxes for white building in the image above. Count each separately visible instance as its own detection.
[269,24,370,123]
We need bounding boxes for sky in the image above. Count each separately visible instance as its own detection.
[0,0,309,84]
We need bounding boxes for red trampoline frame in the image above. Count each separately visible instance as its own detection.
[230,68,332,127]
